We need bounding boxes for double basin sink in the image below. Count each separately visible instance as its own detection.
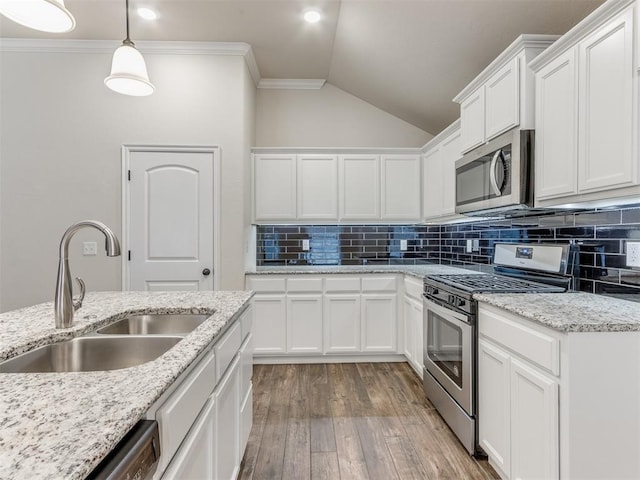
[0,313,211,373]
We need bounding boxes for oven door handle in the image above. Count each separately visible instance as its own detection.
[423,296,471,326]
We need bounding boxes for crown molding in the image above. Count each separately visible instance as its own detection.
[257,78,326,89]
[529,0,636,72]
[453,34,560,103]
[0,39,262,85]
[421,118,461,153]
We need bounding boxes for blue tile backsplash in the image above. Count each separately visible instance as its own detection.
[256,206,640,297]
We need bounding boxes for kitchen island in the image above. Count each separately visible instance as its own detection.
[0,290,252,480]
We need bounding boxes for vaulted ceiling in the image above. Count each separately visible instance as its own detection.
[0,0,605,135]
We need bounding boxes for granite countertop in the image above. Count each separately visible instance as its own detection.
[247,264,486,279]
[475,292,640,332]
[0,290,252,480]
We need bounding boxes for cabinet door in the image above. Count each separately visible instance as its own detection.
[297,154,338,220]
[411,298,423,377]
[422,148,443,219]
[402,297,415,363]
[214,356,241,480]
[440,130,461,216]
[253,154,297,221]
[460,88,485,153]
[324,294,361,353]
[380,155,421,220]
[510,357,559,480]
[252,294,287,354]
[286,294,323,353]
[578,7,635,193]
[162,397,216,480]
[339,155,380,220]
[361,294,397,352]
[478,339,511,479]
[535,48,579,200]
[485,57,520,140]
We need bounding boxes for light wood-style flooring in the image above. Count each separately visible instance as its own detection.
[239,362,499,480]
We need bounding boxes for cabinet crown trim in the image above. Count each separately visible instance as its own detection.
[453,34,559,103]
[421,118,461,153]
[529,0,636,72]
[252,147,421,155]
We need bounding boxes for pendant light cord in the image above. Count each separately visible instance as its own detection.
[123,0,134,46]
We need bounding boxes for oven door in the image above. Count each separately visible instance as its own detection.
[423,296,474,415]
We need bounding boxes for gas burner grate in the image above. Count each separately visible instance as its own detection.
[425,273,565,293]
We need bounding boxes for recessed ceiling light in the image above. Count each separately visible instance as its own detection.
[303,9,321,24]
[137,7,157,20]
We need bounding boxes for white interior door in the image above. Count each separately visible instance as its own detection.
[125,146,217,291]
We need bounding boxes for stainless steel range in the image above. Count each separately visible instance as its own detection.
[422,242,578,456]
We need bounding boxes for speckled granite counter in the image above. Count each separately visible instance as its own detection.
[0,290,252,480]
[247,264,484,279]
[475,292,640,332]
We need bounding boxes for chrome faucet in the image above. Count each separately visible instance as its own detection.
[54,220,121,328]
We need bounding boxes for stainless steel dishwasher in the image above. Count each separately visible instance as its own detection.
[87,420,161,480]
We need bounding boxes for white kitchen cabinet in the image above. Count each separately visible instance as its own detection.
[531,0,638,207]
[239,330,253,453]
[454,35,557,154]
[402,296,423,377]
[253,154,297,221]
[251,294,287,354]
[478,338,511,479]
[534,49,578,199]
[380,154,421,220]
[286,294,323,353]
[324,294,361,353]
[338,154,380,220]
[578,7,635,193]
[161,398,216,480]
[421,147,442,219]
[361,294,397,352]
[297,154,338,220]
[510,358,559,480]
[214,355,241,480]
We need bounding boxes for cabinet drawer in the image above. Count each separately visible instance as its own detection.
[240,306,253,339]
[156,347,217,471]
[404,277,423,300]
[215,321,242,379]
[247,276,286,292]
[287,277,323,292]
[325,277,361,292]
[362,276,397,292]
[479,305,559,375]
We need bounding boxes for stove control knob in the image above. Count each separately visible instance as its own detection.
[457,298,466,308]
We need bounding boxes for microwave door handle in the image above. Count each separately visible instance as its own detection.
[489,150,503,197]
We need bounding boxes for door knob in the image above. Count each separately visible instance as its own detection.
[202,268,211,276]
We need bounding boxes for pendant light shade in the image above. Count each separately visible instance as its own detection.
[104,0,154,96]
[0,0,75,33]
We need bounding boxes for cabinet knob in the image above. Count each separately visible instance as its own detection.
[202,268,211,276]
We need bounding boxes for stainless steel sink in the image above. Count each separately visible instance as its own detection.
[97,313,211,335]
[0,336,182,373]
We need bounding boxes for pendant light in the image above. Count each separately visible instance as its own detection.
[104,0,154,96]
[0,0,75,33]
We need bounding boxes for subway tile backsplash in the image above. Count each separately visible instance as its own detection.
[256,206,640,298]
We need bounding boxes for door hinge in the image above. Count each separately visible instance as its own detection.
[127,170,131,181]
[128,250,131,261]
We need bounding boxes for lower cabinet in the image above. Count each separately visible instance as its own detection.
[361,294,397,352]
[286,294,323,353]
[252,294,286,354]
[403,295,423,377]
[151,305,253,480]
[324,294,361,353]
[478,304,560,480]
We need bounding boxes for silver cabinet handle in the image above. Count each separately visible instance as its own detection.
[489,150,503,197]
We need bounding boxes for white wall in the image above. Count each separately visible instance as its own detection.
[0,47,254,311]
[255,83,432,147]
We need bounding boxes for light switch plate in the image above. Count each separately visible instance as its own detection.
[626,241,640,267]
[302,239,310,251]
[83,241,97,256]
[400,239,408,251]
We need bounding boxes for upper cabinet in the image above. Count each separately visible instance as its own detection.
[454,35,559,154]
[530,0,638,207]
[422,119,464,222]
[253,150,421,223]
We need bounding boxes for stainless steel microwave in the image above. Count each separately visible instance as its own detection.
[455,129,534,216]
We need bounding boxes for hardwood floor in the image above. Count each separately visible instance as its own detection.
[238,363,499,480]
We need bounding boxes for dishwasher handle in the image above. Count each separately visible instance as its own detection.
[87,420,161,480]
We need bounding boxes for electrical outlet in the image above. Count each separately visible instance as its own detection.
[83,241,97,256]
[472,239,480,252]
[466,239,473,253]
[302,239,310,251]
[626,241,640,267]
[400,239,408,251]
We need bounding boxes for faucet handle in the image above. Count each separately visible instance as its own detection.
[73,277,86,311]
